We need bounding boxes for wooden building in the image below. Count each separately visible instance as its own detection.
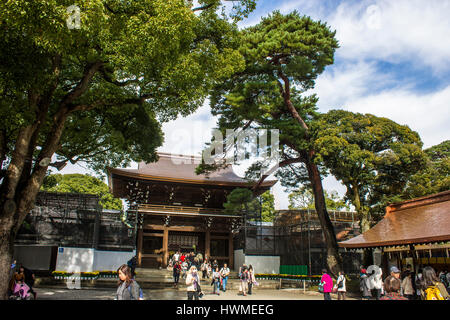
[107,153,276,269]
[339,190,450,274]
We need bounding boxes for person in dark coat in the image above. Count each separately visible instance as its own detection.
[173,261,181,287]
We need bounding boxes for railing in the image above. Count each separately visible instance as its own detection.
[274,210,357,224]
[137,204,227,216]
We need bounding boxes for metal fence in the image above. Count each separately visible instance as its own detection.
[235,209,362,275]
[16,192,135,251]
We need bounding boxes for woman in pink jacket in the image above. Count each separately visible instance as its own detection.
[320,269,333,300]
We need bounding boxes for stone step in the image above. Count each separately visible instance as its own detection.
[134,268,241,280]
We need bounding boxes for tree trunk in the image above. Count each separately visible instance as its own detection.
[305,156,343,278]
[0,214,16,300]
[352,186,373,266]
[0,113,69,299]
[276,71,343,277]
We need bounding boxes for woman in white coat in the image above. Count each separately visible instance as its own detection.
[336,271,346,300]
[369,266,383,300]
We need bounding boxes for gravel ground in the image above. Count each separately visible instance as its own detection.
[33,286,356,300]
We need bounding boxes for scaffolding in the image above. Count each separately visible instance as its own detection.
[15,192,135,251]
[236,209,362,275]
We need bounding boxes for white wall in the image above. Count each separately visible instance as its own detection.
[233,249,280,274]
[234,249,245,272]
[93,250,135,271]
[245,255,280,274]
[14,245,53,271]
[55,247,95,272]
[55,247,135,272]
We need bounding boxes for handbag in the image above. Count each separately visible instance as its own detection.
[318,282,324,293]
[337,278,344,289]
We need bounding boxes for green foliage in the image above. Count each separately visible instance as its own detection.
[0,0,254,174]
[402,140,450,198]
[41,173,122,210]
[207,10,338,174]
[311,109,428,221]
[288,186,350,211]
[223,188,259,215]
[223,188,275,222]
[260,191,275,222]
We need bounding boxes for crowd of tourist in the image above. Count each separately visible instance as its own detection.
[167,251,258,300]
[320,264,450,301]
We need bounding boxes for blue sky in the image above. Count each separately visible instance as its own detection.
[57,0,450,209]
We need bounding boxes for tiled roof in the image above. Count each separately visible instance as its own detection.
[339,190,450,248]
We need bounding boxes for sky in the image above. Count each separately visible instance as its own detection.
[56,0,450,210]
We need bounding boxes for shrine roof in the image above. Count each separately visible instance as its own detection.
[108,152,277,188]
[339,190,450,248]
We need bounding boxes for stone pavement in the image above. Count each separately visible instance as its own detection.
[33,286,356,300]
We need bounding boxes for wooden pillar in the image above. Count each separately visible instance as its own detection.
[228,232,234,269]
[205,229,211,262]
[163,227,169,267]
[381,248,389,277]
[137,229,143,267]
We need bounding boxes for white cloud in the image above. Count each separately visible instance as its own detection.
[309,61,450,149]
[343,86,450,148]
[329,0,450,74]
[158,101,218,156]
[310,61,395,109]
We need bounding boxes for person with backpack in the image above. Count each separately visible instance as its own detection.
[420,266,449,300]
[336,271,346,300]
[360,269,372,300]
[186,266,201,300]
[116,264,143,300]
[320,269,333,300]
[220,263,230,292]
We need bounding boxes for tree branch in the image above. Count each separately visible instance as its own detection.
[277,70,310,132]
[99,66,140,87]
[59,61,103,110]
[252,155,305,192]
[192,4,215,12]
